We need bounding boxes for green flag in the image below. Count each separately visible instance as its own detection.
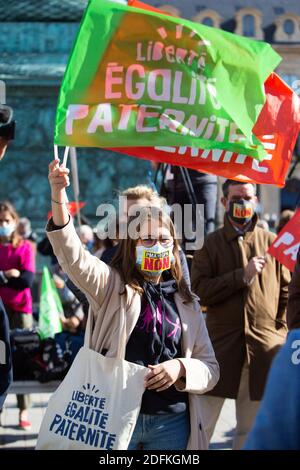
[55,0,281,160]
[38,267,63,340]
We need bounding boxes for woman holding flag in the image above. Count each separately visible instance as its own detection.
[46,159,219,450]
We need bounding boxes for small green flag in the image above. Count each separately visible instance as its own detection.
[55,0,281,160]
[38,267,63,340]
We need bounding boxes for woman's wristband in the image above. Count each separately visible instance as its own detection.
[51,198,65,205]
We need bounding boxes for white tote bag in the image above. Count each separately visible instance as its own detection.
[36,311,147,450]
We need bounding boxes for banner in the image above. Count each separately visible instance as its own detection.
[113,73,300,187]
[268,210,300,272]
[38,267,63,340]
[55,0,281,160]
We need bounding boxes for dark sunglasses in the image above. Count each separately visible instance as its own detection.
[0,105,15,141]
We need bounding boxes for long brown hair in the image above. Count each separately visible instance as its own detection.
[0,201,22,248]
[111,207,194,303]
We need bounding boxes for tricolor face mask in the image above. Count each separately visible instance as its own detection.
[228,199,255,225]
[136,243,175,278]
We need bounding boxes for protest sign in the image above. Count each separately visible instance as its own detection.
[268,210,300,271]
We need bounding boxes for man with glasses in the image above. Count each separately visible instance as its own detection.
[191,179,290,449]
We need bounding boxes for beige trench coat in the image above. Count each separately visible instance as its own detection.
[47,219,219,450]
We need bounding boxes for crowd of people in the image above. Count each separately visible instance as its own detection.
[0,105,300,449]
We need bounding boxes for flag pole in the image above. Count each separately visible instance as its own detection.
[70,147,81,226]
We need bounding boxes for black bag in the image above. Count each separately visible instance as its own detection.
[10,328,41,380]
[10,329,70,382]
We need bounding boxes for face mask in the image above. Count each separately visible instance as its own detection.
[0,224,16,238]
[136,243,175,277]
[228,199,254,225]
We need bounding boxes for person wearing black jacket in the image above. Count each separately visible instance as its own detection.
[0,104,15,415]
[0,298,12,413]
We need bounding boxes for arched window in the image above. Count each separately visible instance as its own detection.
[202,16,214,27]
[192,10,222,29]
[274,14,300,42]
[235,9,263,39]
[242,14,255,37]
[283,19,295,35]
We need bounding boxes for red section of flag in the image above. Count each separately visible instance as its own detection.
[116,1,300,187]
[111,73,300,187]
[48,202,85,220]
[268,209,300,272]
[128,0,161,13]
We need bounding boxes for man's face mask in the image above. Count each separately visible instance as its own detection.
[136,243,175,277]
[228,199,254,225]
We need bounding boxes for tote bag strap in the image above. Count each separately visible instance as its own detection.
[83,295,128,359]
[115,293,127,359]
[84,308,93,349]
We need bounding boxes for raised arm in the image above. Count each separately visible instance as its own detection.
[47,159,111,311]
[48,159,71,227]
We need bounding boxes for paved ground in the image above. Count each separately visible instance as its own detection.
[0,392,235,450]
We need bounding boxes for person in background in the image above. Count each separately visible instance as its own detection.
[18,217,38,244]
[0,201,35,430]
[164,167,217,236]
[191,179,290,449]
[53,268,86,334]
[256,219,269,231]
[258,230,300,446]
[76,224,94,252]
[92,230,116,259]
[276,209,295,234]
[37,234,58,267]
[0,104,15,413]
